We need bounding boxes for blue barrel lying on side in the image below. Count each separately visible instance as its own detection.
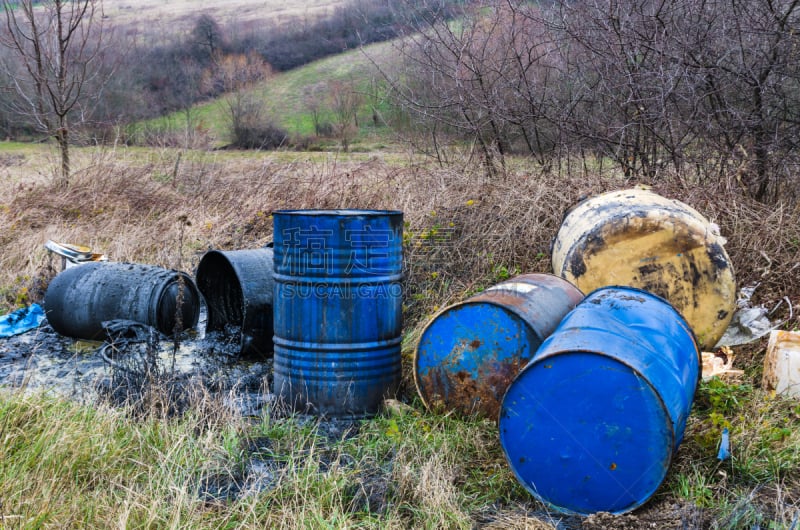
[272,209,403,418]
[499,286,700,515]
[415,274,584,420]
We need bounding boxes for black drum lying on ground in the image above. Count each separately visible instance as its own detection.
[44,262,200,340]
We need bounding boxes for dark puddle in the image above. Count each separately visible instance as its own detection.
[0,315,273,416]
[0,314,382,505]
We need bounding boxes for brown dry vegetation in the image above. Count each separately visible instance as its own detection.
[3,147,800,527]
[103,0,346,35]
[2,147,799,361]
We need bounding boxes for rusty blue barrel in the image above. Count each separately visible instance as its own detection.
[414,274,583,420]
[196,248,274,358]
[272,209,403,417]
[499,286,700,515]
[44,262,200,340]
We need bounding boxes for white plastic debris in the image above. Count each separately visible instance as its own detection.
[763,330,800,398]
[44,240,107,270]
[715,283,791,347]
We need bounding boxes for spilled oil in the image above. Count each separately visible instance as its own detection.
[0,307,379,503]
[0,307,273,416]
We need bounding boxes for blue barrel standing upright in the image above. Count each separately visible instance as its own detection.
[499,286,700,515]
[272,209,403,417]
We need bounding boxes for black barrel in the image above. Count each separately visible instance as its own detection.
[44,262,200,340]
[195,248,274,357]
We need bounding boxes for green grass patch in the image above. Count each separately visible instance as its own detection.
[132,40,398,150]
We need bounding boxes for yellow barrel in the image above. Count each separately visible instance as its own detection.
[551,188,736,348]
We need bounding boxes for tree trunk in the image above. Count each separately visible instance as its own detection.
[56,126,70,187]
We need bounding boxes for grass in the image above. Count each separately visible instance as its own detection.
[2,143,800,527]
[133,40,399,149]
[1,379,798,528]
[0,390,517,528]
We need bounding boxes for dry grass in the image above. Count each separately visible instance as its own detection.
[103,0,346,36]
[3,145,800,527]
[5,145,800,329]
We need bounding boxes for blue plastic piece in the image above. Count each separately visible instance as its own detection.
[0,303,45,338]
[499,286,700,515]
[272,209,403,418]
[717,428,731,460]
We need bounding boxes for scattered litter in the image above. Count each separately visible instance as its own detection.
[717,428,731,460]
[384,398,415,416]
[44,240,107,270]
[762,330,800,398]
[0,303,45,338]
[701,346,744,382]
[715,283,791,347]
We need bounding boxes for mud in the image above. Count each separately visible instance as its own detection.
[0,312,273,417]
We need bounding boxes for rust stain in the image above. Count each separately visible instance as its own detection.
[418,356,525,420]
[470,339,482,350]
[609,462,617,471]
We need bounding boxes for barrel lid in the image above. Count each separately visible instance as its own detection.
[499,351,675,515]
[273,209,403,217]
[415,301,541,419]
[155,274,200,335]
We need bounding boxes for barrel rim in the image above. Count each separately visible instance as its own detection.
[151,269,201,333]
[195,247,274,356]
[413,273,584,414]
[273,209,403,217]
[583,284,702,376]
[499,349,677,515]
[195,250,244,332]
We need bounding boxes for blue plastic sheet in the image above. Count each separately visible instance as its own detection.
[0,303,45,338]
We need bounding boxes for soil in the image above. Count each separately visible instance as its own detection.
[0,315,273,415]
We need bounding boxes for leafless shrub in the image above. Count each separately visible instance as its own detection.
[388,0,800,202]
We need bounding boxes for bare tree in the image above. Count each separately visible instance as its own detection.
[214,52,284,149]
[387,0,800,198]
[329,79,363,151]
[303,83,328,136]
[190,14,225,63]
[0,0,106,186]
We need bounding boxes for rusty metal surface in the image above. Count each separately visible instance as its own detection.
[552,188,736,348]
[414,273,583,420]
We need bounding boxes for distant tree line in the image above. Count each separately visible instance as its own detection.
[388,0,800,202]
[130,0,411,118]
[1,0,463,145]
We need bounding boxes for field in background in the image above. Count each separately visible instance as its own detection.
[2,143,800,527]
[103,0,345,35]
[133,39,399,149]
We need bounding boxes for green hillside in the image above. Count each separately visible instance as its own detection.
[133,40,399,150]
